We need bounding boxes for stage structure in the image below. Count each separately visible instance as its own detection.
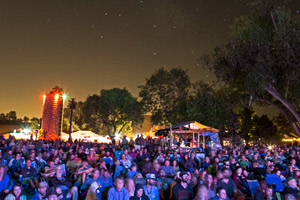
[156,121,220,149]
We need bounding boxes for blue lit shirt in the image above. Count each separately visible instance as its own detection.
[143,185,159,200]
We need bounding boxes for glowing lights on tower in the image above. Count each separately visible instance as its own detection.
[54,94,60,102]
[43,94,46,104]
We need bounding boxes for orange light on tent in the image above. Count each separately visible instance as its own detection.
[54,94,60,101]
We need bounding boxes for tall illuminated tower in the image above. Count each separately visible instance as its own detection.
[41,87,65,140]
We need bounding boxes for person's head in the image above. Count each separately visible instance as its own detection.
[199,170,207,180]
[103,170,111,178]
[146,173,156,185]
[164,159,170,167]
[236,167,243,175]
[92,168,100,179]
[222,168,231,179]
[241,155,246,161]
[180,171,189,183]
[69,154,75,161]
[204,157,210,163]
[172,159,177,166]
[159,169,166,177]
[15,152,21,160]
[135,183,144,198]
[0,165,6,176]
[89,148,95,155]
[114,176,125,191]
[130,163,137,172]
[216,187,227,200]
[38,182,48,197]
[204,173,214,185]
[125,178,135,191]
[55,165,63,177]
[121,154,126,160]
[195,184,209,200]
[291,159,296,165]
[265,185,273,197]
[99,159,106,167]
[30,152,35,159]
[287,177,298,188]
[47,187,58,200]
[124,149,128,154]
[26,159,31,168]
[12,184,22,197]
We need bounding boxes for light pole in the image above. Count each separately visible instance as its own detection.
[69,98,75,142]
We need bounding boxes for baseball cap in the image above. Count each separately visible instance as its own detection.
[146,173,156,180]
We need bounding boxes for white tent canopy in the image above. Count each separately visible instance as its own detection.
[61,131,111,143]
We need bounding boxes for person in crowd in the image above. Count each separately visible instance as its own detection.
[30,182,48,200]
[216,168,237,199]
[46,187,59,200]
[283,177,300,198]
[120,153,132,169]
[130,183,150,200]
[161,159,175,177]
[193,184,209,200]
[211,187,228,200]
[108,176,129,200]
[143,173,159,200]
[87,148,97,167]
[232,167,248,194]
[127,163,138,178]
[204,173,216,199]
[8,152,25,179]
[84,168,102,200]
[49,165,78,200]
[4,183,27,200]
[0,165,10,199]
[172,171,194,200]
[21,159,38,193]
[172,160,180,172]
[125,178,135,197]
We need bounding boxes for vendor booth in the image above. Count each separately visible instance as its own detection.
[156,121,220,149]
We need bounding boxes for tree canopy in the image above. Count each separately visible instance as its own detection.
[201,0,300,136]
[83,88,144,138]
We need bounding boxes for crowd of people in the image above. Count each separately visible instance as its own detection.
[0,135,299,200]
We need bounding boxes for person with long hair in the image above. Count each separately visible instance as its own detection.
[120,153,132,169]
[172,160,180,172]
[204,173,216,199]
[125,178,135,197]
[4,184,26,200]
[0,165,9,199]
[198,170,207,185]
[232,167,247,194]
[193,184,209,200]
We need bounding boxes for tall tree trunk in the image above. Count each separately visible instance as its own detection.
[265,85,300,126]
[256,98,300,136]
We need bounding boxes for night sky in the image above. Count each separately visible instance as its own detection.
[1,0,299,118]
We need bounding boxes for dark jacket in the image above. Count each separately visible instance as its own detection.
[129,194,150,200]
[50,176,73,188]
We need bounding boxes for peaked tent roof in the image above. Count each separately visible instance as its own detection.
[171,121,219,133]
